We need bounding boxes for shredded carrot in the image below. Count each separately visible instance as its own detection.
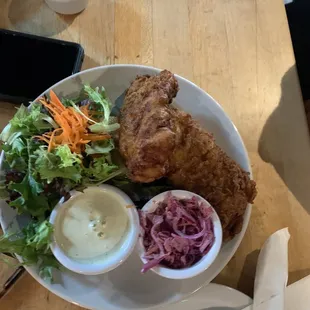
[80,139,91,144]
[39,99,61,116]
[50,90,65,111]
[47,128,62,152]
[33,136,51,144]
[37,91,111,153]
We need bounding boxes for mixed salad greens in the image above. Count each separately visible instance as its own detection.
[0,85,124,281]
[0,85,172,282]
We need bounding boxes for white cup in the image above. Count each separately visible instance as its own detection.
[45,0,88,15]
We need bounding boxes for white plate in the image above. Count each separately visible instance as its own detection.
[166,283,252,310]
[0,65,252,310]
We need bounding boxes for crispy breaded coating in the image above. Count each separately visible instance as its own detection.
[119,70,180,183]
[119,70,257,239]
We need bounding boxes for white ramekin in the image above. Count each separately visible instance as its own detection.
[137,190,222,280]
[49,184,139,275]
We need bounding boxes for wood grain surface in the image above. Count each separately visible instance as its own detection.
[1,0,310,309]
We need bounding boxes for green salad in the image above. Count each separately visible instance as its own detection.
[0,85,124,280]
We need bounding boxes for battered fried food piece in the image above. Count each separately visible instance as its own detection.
[167,112,257,239]
[119,70,180,182]
[119,70,257,239]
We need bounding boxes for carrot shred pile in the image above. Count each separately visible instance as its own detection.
[35,90,110,153]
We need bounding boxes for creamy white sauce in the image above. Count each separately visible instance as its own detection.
[54,188,128,262]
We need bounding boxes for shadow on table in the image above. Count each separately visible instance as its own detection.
[8,0,76,37]
[82,55,100,71]
[237,250,259,298]
[258,66,310,214]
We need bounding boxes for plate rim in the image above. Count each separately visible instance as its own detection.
[0,64,253,310]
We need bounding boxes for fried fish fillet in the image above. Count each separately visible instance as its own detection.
[119,70,257,239]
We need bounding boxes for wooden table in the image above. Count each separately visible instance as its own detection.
[1,0,310,308]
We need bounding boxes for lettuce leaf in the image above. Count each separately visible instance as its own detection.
[2,137,28,170]
[55,145,82,168]
[83,85,120,133]
[8,172,49,217]
[0,103,57,144]
[66,85,120,134]
[38,165,82,184]
[84,85,111,123]
[85,139,115,155]
[0,220,59,282]
[88,122,120,133]
[39,255,60,281]
[34,146,82,183]
[84,156,124,184]
[5,138,51,217]
[23,220,53,252]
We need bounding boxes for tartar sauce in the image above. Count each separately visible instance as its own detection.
[54,187,128,262]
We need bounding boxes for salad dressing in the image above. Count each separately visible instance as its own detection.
[54,188,128,261]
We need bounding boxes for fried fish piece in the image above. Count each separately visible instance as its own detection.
[167,111,257,239]
[119,70,257,239]
[119,70,180,183]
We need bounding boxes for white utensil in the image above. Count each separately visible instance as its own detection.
[252,228,289,310]
[164,274,310,310]
[165,283,252,310]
